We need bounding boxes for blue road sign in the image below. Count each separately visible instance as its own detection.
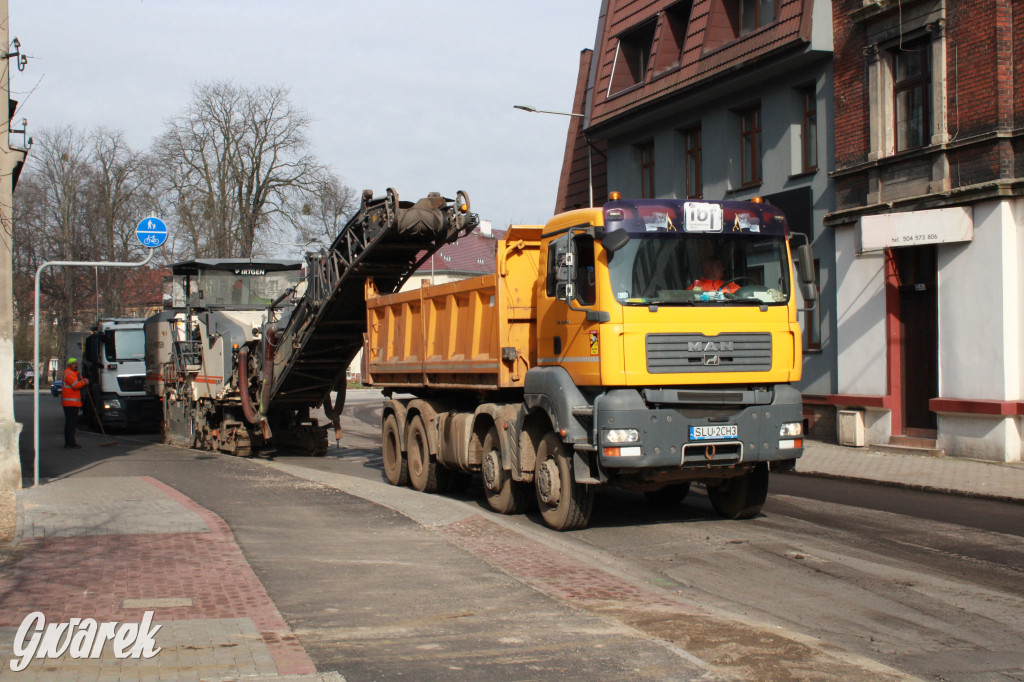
[136,217,168,248]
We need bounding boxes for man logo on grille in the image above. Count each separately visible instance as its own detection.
[704,354,720,366]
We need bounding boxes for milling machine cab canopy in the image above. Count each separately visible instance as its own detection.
[169,258,303,309]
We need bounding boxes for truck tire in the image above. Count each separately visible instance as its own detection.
[534,433,593,531]
[706,463,769,519]
[406,415,450,493]
[644,482,691,507]
[481,426,530,515]
[381,414,408,486]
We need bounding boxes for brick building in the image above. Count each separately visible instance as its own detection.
[821,0,1023,461]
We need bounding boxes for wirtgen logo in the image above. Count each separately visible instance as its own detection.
[9,611,162,672]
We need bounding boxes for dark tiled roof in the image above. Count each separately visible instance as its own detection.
[590,0,811,128]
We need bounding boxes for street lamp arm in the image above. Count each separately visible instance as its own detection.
[513,104,593,208]
[513,104,584,118]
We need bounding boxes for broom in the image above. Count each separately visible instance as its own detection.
[84,390,118,447]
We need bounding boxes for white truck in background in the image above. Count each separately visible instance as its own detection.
[79,318,161,430]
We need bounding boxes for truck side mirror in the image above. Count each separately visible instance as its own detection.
[796,244,815,284]
[555,251,575,283]
[601,229,630,253]
[555,282,576,301]
[800,281,818,302]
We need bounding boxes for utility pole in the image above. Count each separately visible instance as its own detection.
[0,0,29,488]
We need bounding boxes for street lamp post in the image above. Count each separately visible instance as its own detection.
[513,105,593,208]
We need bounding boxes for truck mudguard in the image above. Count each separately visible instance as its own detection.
[473,403,522,472]
[523,365,591,444]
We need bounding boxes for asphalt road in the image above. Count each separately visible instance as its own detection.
[14,390,1024,680]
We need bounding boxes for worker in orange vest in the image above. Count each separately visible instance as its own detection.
[689,257,740,294]
[62,358,89,449]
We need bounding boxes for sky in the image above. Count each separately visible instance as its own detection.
[9,0,600,239]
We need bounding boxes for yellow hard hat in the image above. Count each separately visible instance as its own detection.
[67,358,78,365]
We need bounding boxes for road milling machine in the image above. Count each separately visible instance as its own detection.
[145,188,478,456]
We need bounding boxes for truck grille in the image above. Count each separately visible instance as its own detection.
[117,376,146,392]
[646,333,772,374]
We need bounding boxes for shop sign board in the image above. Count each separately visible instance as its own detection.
[859,206,973,252]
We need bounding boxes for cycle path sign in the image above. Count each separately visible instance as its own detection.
[136,217,168,248]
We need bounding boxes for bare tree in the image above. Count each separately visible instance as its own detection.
[291,172,358,252]
[156,81,328,259]
[31,126,92,354]
[12,127,160,363]
[84,128,158,315]
[11,174,46,363]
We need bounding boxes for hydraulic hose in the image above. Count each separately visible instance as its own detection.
[261,328,276,415]
[237,347,259,426]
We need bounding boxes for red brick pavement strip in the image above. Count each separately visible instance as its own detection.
[440,514,684,609]
[438,514,913,680]
[0,476,315,676]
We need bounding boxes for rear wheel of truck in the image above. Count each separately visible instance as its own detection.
[406,415,450,493]
[535,433,593,531]
[706,463,769,519]
[381,414,408,486]
[644,482,691,507]
[480,426,530,515]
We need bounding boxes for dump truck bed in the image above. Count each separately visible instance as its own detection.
[364,225,541,391]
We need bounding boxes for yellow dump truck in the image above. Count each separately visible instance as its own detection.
[365,196,816,530]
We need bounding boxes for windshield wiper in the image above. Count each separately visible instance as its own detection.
[633,299,699,309]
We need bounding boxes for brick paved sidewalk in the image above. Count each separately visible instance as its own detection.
[0,476,325,680]
[797,439,1024,502]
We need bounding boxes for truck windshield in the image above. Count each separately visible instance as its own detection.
[607,233,791,306]
[106,330,146,362]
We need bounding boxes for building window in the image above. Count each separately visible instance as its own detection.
[893,40,931,151]
[638,141,655,198]
[800,87,818,172]
[739,105,762,187]
[683,126,702,198]
[609,20,657,95]
[652,1,693,74]
[740,0,776,34]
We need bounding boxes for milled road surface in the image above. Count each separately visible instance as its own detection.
[14,391,1024,680]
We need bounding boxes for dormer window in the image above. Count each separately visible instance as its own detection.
[705,0,779,51]
[609,20,657,95]
[652,1,693,74]
[740,0,776,34]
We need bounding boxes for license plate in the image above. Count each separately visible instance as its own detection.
[690,425,738,441]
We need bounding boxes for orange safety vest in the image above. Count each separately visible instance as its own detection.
[62,368,87,407]
[691,278,739,294]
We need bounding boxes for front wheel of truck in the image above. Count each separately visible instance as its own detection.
[535,433,593,531]
[706,463,769,519]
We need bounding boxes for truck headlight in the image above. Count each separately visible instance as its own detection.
[779,421,803,437]
[103,398,123,410]
[604,428,639,444]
